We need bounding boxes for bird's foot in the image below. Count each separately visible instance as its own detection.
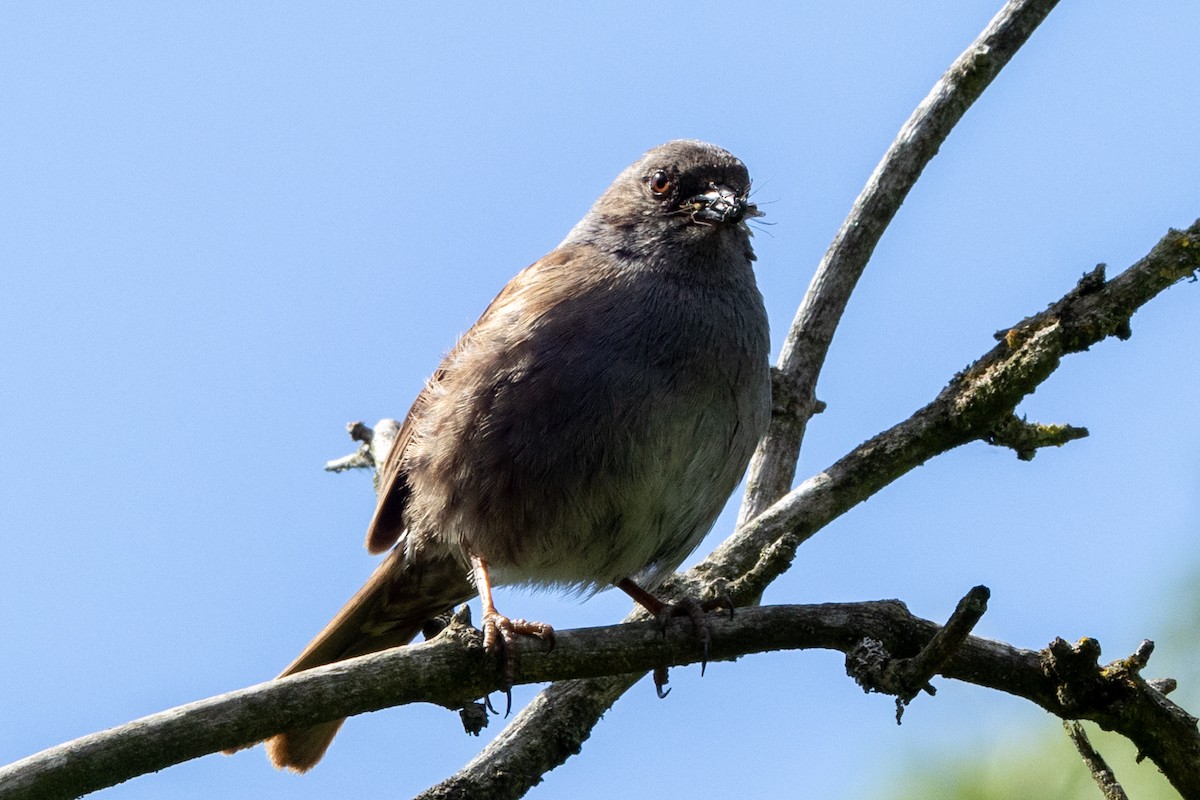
[470,555,555,710]
[649,595,731,697]
[481,610,555,700]
[652,592,734,678]
[616,578,735,696]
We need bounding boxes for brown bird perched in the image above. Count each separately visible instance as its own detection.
[254,139,771,772]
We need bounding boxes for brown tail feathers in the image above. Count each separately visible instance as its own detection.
[229,547,476,772]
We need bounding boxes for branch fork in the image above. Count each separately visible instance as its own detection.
[847,585,991,722]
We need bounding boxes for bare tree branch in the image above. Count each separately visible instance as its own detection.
[847,584,992,718]
[738,0,1062,525]
[6,594,1198,800]
[706,221,1200,600]
[983,414,1089,461]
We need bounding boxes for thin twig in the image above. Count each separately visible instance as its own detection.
[889,585,990,713]
[738,0,1062,526]
[843,587,991,722]
[1065,722,1130,800]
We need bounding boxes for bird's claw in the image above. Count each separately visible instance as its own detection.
[618,578,735,695]
[481,610,555,698]
[655,595,732,676]
[653,664,671,698]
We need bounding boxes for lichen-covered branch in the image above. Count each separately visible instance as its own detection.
[1045,638,1200,798]
[705,222,1199,600]
[984,414,1089,461]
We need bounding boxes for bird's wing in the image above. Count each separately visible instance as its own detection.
[361,250,575,554]
[363,385,425,554]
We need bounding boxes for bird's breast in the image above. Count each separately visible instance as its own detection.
[403,260,770,591]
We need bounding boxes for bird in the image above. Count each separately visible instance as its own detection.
[254,139,771,772]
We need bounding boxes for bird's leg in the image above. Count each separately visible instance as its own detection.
[617,577,733,692]
[470,554,555,696]
[617,577,734,624]
[616,576,669,616]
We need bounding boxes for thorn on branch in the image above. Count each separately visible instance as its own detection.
[984,414,1089,461]
[846,587,990,722]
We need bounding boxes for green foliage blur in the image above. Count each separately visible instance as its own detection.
[875,564,1200,799]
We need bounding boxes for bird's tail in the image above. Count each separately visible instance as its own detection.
[232,546,476,772]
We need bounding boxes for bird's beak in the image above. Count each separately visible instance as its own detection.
[688,184,757,225]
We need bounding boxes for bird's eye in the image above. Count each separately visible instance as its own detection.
[648,170,673,196]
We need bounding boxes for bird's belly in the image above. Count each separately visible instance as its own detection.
[471,394,751,590]
[406,365,761,592]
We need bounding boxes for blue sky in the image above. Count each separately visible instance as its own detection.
[2,3,1197,798]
